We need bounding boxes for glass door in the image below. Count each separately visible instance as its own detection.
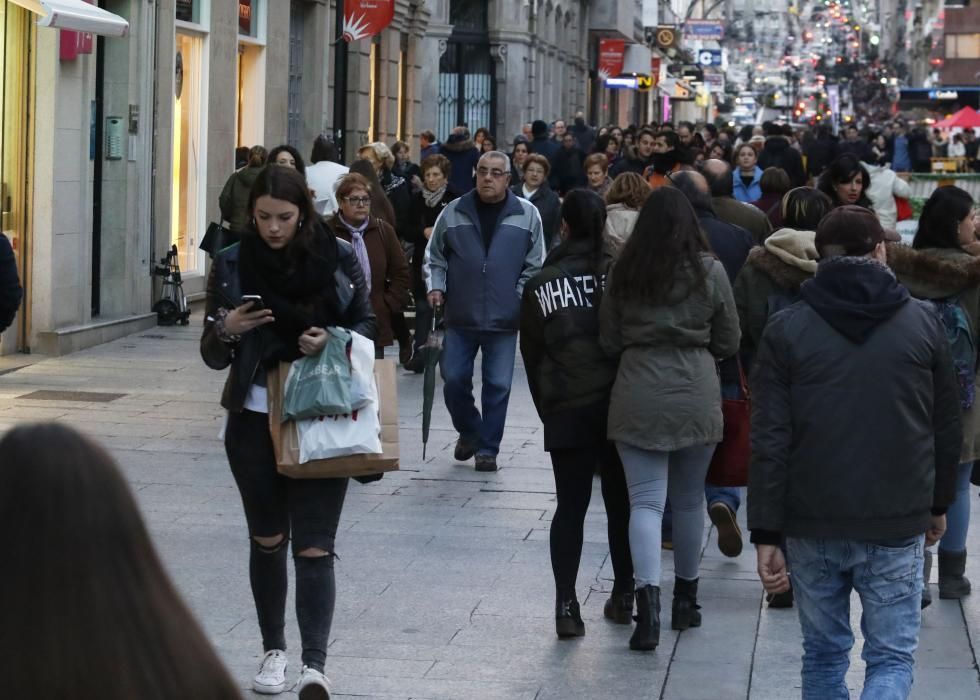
[172,31,205,274]
[0,1,32,354]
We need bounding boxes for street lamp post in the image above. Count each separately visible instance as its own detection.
[332,0,348,163]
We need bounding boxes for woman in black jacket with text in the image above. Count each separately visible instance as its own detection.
[201,165,375,698]
[520,190,633,640]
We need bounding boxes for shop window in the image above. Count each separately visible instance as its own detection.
[173,32,207,274]
[176,0,208,28]
[237,0,266,147]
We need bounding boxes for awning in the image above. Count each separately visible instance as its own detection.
[9,0,129,38]
[621,43,653,76]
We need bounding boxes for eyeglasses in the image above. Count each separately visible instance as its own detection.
[476,167,510,179]
[343,196,371,206]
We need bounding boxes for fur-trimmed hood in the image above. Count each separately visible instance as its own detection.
[886,243,980,299]
[748,246,813,292]
[441,137,476,153]
[747,227,818,291]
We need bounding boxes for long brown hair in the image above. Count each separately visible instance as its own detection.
[609,186,710,304]
[0,423,241,699]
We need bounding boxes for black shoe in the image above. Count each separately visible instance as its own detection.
[555,598,585,638]
[671,577,702,631]
[603,590,634,625]
[404,351,425,374]
[766,587,794,609]
[474,455,498,472]
[708,501,743,558]
[629,585,661,651]
[454,437,478,462]
[398,342,413,365]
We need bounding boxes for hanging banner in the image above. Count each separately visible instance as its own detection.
[343,0,395,42]
[597,38,626,80]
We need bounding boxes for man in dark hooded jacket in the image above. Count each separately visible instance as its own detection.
[442,126,481,195]
[757,123,806,187]
[748,205,961,699]
[569,112,595,153]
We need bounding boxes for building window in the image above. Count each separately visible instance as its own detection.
[176,0,209,29]
[369,38,381,142]
[946,34,980,59]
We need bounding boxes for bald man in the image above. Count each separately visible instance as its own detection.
[700,159,773,244]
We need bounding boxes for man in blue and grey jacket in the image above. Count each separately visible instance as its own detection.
[424,151,545,471]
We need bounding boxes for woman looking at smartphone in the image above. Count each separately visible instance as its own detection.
[201,165,376,697]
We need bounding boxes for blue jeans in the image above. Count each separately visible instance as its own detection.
[787,536,924,700]
[440,329,518,457]
[939,462,974,553]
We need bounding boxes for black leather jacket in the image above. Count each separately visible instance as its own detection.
[200,238,377,412]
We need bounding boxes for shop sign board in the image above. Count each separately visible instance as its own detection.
[597,38,626,80]
[343,0,396,42]
[684,20,724,41]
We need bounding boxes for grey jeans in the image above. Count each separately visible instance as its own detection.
[615,442,716,588]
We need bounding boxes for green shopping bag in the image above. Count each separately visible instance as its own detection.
[281,327,353,421]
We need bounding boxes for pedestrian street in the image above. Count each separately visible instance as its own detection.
[1,322,979,699]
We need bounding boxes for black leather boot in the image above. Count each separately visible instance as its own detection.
[555,598,585,638]
[603,590,634,625]
[938,549,972,599]
[672,577,702,631]
[629,585,660,651]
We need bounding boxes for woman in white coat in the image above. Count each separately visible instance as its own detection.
[863,162,913,232]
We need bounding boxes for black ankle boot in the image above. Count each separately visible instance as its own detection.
[555,598,585,639]
[629,585,660,651]
[603,590,634,625]
[938,549,972,599]
[672,577,702,631]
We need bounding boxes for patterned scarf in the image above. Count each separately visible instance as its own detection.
[339,215,372,291]
[423,184,448,208]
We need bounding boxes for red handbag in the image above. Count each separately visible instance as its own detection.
[895,196,913,222]
[706,361,750,487]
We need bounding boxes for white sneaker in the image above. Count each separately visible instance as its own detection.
[293,665,331,700]
[252,649,288,694]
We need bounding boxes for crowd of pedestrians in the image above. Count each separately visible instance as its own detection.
[10,113,979,699]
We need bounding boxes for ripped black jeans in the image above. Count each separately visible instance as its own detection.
[225,409,349,672]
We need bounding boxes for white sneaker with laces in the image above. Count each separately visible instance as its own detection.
[293,665,331,700]
[252,649,288,695]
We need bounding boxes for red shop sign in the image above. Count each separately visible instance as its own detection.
[343,0,395,42]
[59,0,94,61]
[598,38,626,80]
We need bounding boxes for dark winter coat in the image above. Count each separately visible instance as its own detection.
[442,136,481,195]
[200,237,376,412]
[757,136,807,187]
[520,239,617,450]
[889,244,980,463]
[514,183,561,251]
[551,146,587,195]
[836,138,875,164]
[732,229,817,362]
[610,151,654,178]
[218,165,265,233]
[328,216,411,348]
[712,196,772,244]
[600,255,741,451]
[0,233,22,335]
[805,135,837,178]
[379,168,414,241]
[748,257,961,544]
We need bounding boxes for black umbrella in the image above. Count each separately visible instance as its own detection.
[421,304,444,460]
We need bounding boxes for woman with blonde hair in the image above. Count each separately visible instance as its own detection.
[602,172,652,258]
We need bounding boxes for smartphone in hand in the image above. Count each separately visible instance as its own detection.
[241,294,266,311]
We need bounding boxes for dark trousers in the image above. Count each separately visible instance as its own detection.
[225,409,349,671]
[549,442,633,599]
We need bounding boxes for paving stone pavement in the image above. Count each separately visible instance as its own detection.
[2,321,980,699]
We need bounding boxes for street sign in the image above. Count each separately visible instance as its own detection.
[704,73,725,93]
[683,20,724,41]
[655,26,678,50]
[698,49,722,67]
